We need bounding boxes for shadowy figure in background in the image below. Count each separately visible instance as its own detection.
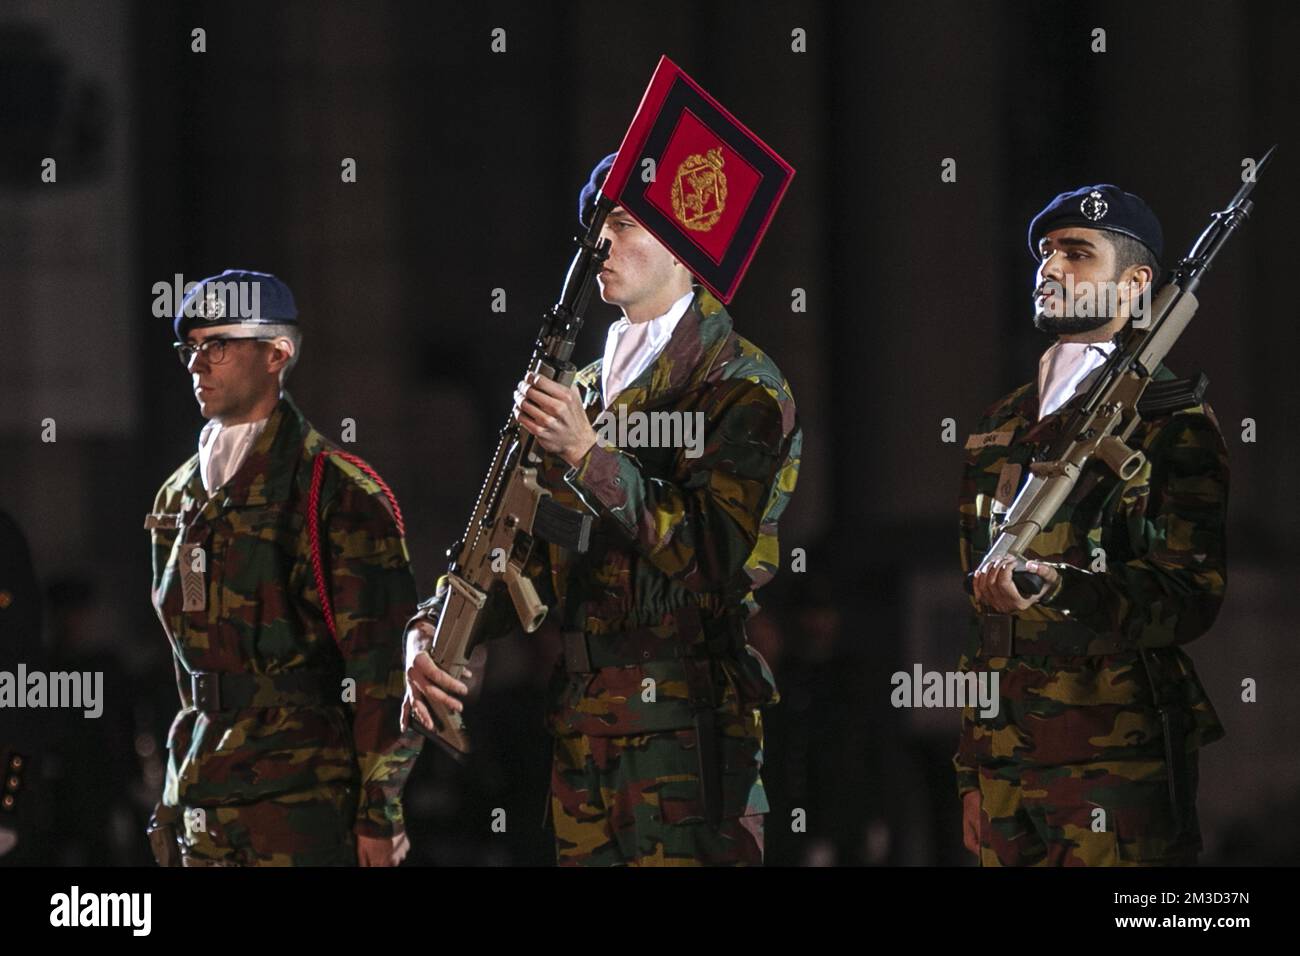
[0,508,45,864]
[40,576,150,865]
[761,556,892,866]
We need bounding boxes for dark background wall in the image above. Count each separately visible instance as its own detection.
[1,0,1296,865]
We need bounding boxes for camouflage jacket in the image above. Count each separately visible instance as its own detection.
[953,363,1229,796]
[415,286,802,737]
[148,394,421,837]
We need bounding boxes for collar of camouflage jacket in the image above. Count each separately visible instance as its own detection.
[193,393,324,508]
[575,285,734,418]
[1002,361,1177,447]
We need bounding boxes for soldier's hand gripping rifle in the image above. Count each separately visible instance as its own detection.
[966,147,1275,599]
[411,196,615,758]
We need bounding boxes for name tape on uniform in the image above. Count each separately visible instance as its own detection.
[964,430,1014,451]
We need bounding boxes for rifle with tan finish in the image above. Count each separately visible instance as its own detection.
[411,197,614,758]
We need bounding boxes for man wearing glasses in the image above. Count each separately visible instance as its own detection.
[145,270,422,866]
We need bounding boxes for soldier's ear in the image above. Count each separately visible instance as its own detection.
[265,339,292,374]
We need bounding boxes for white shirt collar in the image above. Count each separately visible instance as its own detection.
[605,290,694,346]
[601,290,695,405]
[1037,338,1117,420]
[198,416,270,494]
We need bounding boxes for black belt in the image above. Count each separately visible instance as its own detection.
[560,607,745,674]
[188,669,343,714]
[978,614,1126,658]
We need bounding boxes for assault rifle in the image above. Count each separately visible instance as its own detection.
[412,197,615,757]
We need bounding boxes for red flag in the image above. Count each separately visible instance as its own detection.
[602,56,795,304]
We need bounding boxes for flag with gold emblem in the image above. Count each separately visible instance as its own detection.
[601,56,795,303]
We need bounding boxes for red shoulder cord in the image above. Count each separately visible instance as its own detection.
[308,450,406,641]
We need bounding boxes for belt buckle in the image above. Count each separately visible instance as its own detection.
[561,631,591,673]
[191,671,222,713]
[981,614,1014,658]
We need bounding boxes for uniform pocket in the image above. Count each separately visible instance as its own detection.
[221,507,308,595]
[721,644,779,710]
[657,719,769,825]
[217,508,311,650]
[1111,772,1200,864]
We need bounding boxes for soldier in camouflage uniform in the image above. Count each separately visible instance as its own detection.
[954,185,1228,866]
[404,156,802,866]
[147,270,421,866]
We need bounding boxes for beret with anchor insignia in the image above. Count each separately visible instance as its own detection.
[1027,183,1163,263]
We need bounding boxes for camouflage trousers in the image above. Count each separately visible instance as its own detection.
[548,712,769,866]
[976,754,1201,866]
[175,783,359,866]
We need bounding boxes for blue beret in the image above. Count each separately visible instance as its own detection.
[578,152,617,227]
[1027,184,1163,264]
[174,269,298,339]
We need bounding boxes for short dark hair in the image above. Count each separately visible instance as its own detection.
[1106,231,1162,288]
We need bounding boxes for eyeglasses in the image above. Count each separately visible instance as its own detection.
[173,336,274,366]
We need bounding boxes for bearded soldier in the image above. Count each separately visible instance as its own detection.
[146,270,421,866]
[403,155,802,866]
[954,186,1229,866]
